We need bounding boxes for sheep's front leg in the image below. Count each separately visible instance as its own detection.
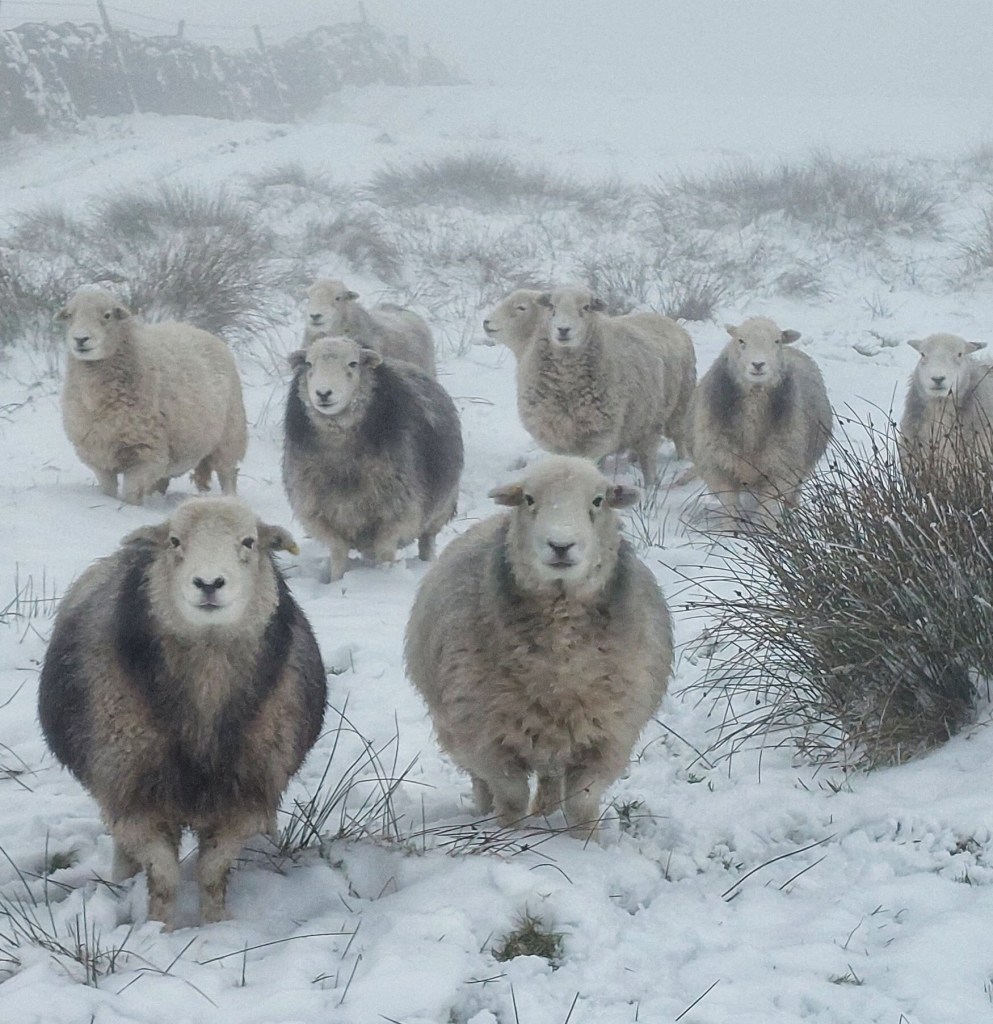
[121,464,167,506]
[197,819,257,924]
[562,764,610,841]
[112,818,182,927]
[95,468,119,498]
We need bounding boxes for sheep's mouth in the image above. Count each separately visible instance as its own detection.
[545,556,578,571]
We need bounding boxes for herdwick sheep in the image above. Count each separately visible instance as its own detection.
[481,288,547,356]
[283,335,463,582]
[517,286,695,485]
[405,455,673,838]
[58,287,248,505]
[899,333,993,478]
[38,497,326,928]
[304,278,437,376]
[687,317,832,526]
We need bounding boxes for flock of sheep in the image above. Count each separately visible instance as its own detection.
[36,276,993,928]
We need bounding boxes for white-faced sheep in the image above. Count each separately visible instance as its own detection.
[687,317,832,525]
[405,455,673,838]
[305,278,437,376]
[481,288,547,357]
[899,333,993,477]
[58,287,248,505]
[38,498,326,928]
[517,286,696,485]
[283,335,464,582]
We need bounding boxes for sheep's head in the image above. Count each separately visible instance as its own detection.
[538,287,605,349]
[724,317,800,387]
[123,497,298,631]
[306,278,359,334]
[482,289,547,349]
[57,287,131,361]
[908,333,986,401]
[490,455,639,595]
[290,335,380,416]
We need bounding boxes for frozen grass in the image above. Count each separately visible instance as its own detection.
[492,912,563,965]
[690,416,993,769]
[957,204,993,279]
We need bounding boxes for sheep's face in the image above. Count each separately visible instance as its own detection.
[293,336,380,416]
[126,498,298,631]
[482,289,545,346]
[724,317,801,387]
[491,456,639,590]
[539,288,605,349]
[909,334,986,401]
[306,279,358,334]
[57,288,131,361]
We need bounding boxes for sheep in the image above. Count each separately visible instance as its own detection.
[283,335,464,582]
[481,288,547,356]
[37,497,326,928]
[405,455,673,838]
[898,333,993,480]
[304,278,437,376]
[516,286,695,485]
[58,286,248,505]
[687,317,832,525]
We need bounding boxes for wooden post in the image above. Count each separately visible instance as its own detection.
[97,0,139,114]
[253,24,289,119]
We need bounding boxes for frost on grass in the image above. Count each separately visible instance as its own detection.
[690,417,993,769]
[492,912,563,966]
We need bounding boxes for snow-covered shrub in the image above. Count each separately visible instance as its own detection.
[693,416,993,768]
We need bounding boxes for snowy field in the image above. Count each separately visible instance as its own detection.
[3,3,993,1022]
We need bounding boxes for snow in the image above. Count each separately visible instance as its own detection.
[3,2,993,1021]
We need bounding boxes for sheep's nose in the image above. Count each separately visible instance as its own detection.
[192,576,225,596]
[482,318,492,330]
[751,361,766,372]
[73,335,90,346]
[315,388,333,403]
[310,313,323,324]
[932,375,947,387]
[556,326,571,339]
[548,540,575,559]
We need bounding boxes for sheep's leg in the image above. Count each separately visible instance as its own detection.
[470,775,494,815]
[533,771,565,818]
[325,536,350,582]
[121,464,167,506]
[486,771,530,828]
[192,457,213,493]
[417,531,437,561]
[634,443,660,488]
[562,765,610,840]
[153,477,170,495]
[111,818,182,927]
[215,464,239,496]
[372,534,401,567]
[95,468,118,498]
[111,840,140,881]
[197,822,254,924]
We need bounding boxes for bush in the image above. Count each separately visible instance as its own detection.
[692,417,993,769]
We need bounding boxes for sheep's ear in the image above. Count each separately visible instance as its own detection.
[489,482,525,507]
[54,306,70,322]
[287,349,308,371]
[344,290,360,300]
[908,338,924,353]
[360,347,382,367]
[112,305,131,321]
[606,484,641,509]
[258,522,299,555]
[967,341,986,353]
[537,293,552,308]
[590,296,606,312]
[781,329,801,344]
[121,523,171,549]
[724,323,738,338]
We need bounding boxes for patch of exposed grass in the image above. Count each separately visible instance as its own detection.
[492,912,563,965]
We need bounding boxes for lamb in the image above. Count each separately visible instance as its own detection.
[283,335,464,582]
[304,278,437,376]
[405,455,673,838]
[687,317,832,525]
[516,286,695,485]
[481,288,547,356]
[57,287,247,505]
[38,497,326,928]
[899,333,993,479]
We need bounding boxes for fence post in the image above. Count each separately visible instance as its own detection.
[97,0,139,114]
[253,24,289,120]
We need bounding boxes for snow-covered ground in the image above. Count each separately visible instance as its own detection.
[3,4,993,1022]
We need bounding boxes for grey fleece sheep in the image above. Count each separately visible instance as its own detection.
[283,335,464,582]
[517,286,695,485]
[899,333,993,477]
[58,286,247,505]
[305,278,437,376]
[38,498,326,928]
[405,456,673,838]
[687,317,833,525]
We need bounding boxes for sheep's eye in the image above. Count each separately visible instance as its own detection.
[592,495,604,508]
[242,537,255,549]
[103,311,112,320]
[169,536,181,548]
[516,305,527,312]
[582,304,591,312]
[348,360,359,369]
[524,493,535,507]
[738,338,746,347]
